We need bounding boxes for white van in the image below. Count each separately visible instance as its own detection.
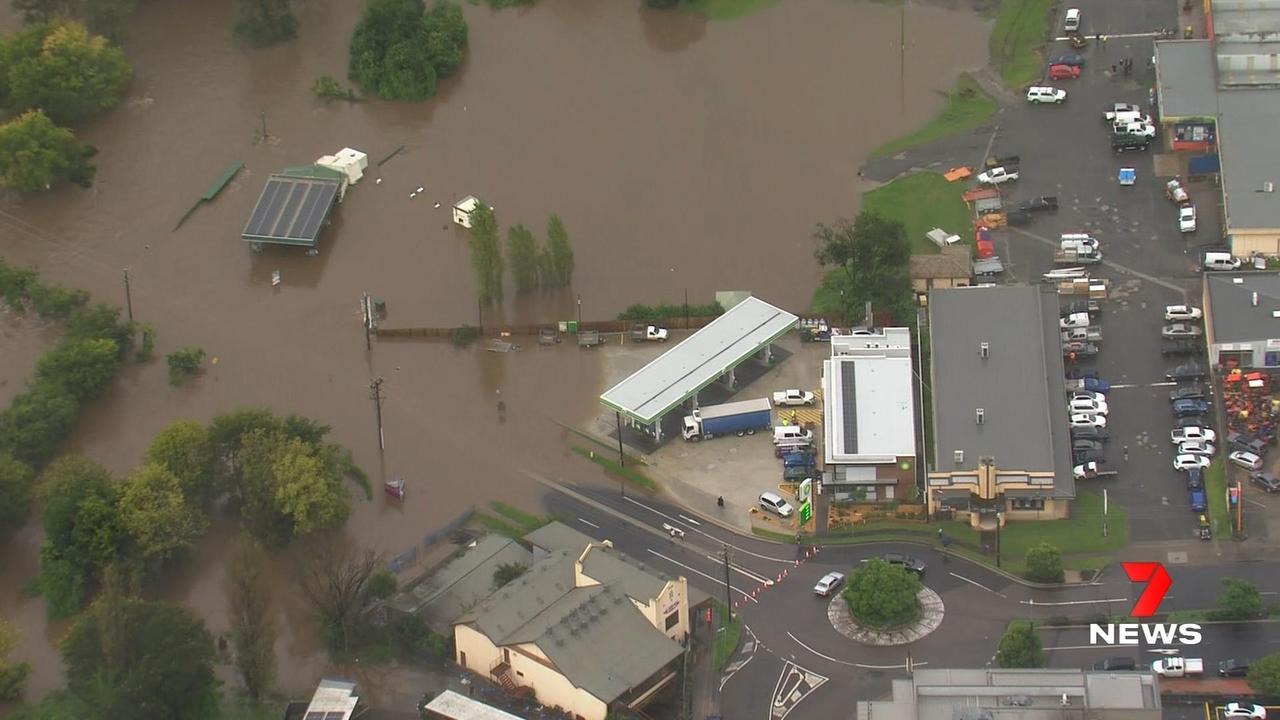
[1027,86,1067,104]
[1203,252,1242,271]
[1061,233,1098,245]
[1064,8,1081,32]
[1111,110,1149,125]
[773,426,813,444]
[1061,236,1099,254]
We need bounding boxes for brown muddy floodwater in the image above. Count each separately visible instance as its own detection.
[0,0,989,703]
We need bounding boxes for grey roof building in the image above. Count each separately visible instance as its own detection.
[388,535,534,635]
[856,668,1162,720]
[1203,271,1280,368]
[926,286,1074,520]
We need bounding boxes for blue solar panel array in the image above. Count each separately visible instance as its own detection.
[841,367,858,454]
[242,176,339,245]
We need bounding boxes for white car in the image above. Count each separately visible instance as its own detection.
[978,167,1019,185]
[1027,86,1067,104]
[1224,703,1266,720]
[1115,121,1157,138]
[1103,102,1142,121]
[1162,323,1203,338]
[1177,440,1216,457]
[1179,204,1197,233]
[1173,454,1211,471]
[1070,413,1107,428]
[1164,305,1203,322]
[1073,461,1101,480]
[814,572,845,597]
[1170,426,1216,444]
[759,491,794,517]
[773,389,816,407]
[1230,450,1264,471]
[1068,397,1109,415]
[1064,7,1081,31]
[1061,312,1091,329]
[1070,391,1106,403]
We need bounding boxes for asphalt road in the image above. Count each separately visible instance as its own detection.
[1041,621,1280,674]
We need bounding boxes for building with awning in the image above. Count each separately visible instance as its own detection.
[241,149,366,252]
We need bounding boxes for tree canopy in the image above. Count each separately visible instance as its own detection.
[1248,653,1280,697]
[116,463,208,563]
[234,0,298,47]
[506,224,540,293]
[34,337,121,402]
[813,210,912,324]
[842,559,921,628]
[465,202,504,305]
[1214,577,1263,621]
[237,430,351,544]
[996,620,1043,668]
[544,214,574,287]
[349,0,468,101]
[0,452,34,529]
[37,456,123,616]
[225,533,275,700]
[1023,543,1064,583]
[0,110,96,192]
[144,420,218,508]
[2,20,131,126]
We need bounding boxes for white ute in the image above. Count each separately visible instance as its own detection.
[978,166,1019,185]
[772,389,816,407]
[1151,657,1203,678]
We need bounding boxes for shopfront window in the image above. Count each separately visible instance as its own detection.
[1009,496,1045,511]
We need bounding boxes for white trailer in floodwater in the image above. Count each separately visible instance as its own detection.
[452,196,482,228]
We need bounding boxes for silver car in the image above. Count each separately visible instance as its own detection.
[1162,323,1203,338]
[814,572,845,597]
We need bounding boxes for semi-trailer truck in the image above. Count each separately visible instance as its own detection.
[682,398,772,441]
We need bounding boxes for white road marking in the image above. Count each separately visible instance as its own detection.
[1045,644,1124,651]
[1022,597,1128,606]
[647,549,759,603]
[720,626,758,691]
[577,518,600,529]
[785,632,926,669]
[949,571,1006,597]
[678,513,702,526]
[624,496,794,563]
[1110,382,1176,389]
[1053,32,1163,41]
[707,555,774,586]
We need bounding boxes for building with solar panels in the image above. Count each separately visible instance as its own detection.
[241,148,366,252]
[821,328,918,502]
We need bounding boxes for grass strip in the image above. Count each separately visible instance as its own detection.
[711,600,743,670]
[862,172,972,255]
[997,491,1128,560]
[989,0,1054,88]
[488,501,544,532]
[1205,458,1231,536]
[571,446,658,492]
[689,0,777,20]
[869,74,996,159]
[469,512,528,539]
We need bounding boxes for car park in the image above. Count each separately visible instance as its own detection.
[1050,53,1085,67]
[864,553,926,577]
[1170,386,1206,402]
[1070,413,1107,428]
[759,491,794,517]
[1167,363,1208,382]
[1161,339,1205,356]
[1071,426,1110,443]
[1226,431,1268,455]
[1111,134,1150,153]
[1173,399,1210,417]
[1250,473,1280,493]
[1162,323,1203,338]
[1068,397,1108,414]
[1060,300,1100,317]
[1027,86,1067,104]
[1171,426,1216,444]
[1019,196,1059,213]
[1223,703,1266,720]
[1177,440,1216,457]
[1218,658,1251,677]
[1230,451,1264,471]
[1073,439,1104,453]
[1179,204,1197,233]
[1164,305,1203,322]
[1048,64,1081,80]
[1189,488,1207,512]
[814,571,845,597]
[1173,454,1211,471]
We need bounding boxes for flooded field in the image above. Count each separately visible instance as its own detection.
[0,0,989,702]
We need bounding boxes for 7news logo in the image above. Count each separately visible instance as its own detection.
[1088,562,1202,646]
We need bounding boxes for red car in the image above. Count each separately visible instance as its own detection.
[1048,64,1081,80]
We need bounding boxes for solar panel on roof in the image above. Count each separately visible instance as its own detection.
[324,712,346,720]
[291,185,328,238]
[242,174,340,247]
[270,182,309,238]
[841,365,858,454]
[297,184,338,240]
[244,179,285,236]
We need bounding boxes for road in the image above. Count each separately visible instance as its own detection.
[530,472,1280,719]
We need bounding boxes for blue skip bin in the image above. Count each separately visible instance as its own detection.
[1118,167,1136,186]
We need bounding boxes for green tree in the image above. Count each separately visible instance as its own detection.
[209,407,280,474]
[0,110,96,192]
[842,559,921,628]
[465,202,504,305]
[545,214,574,286]
[1023,543,1064,583]
[350,0,434,101]
[996,620,1043,668]
[1215,577,1263,620]
[64,302,132,351]
[34,337,120,402]
[813,210,912,324]
[234,0,298,46]
[299,542,381,653]
[237,431,349,543]
[506,224,541,292]
[224,533,276,700]
[4,691,92,720]
[1247,653,1280,697]
[0,453,34,528]
[0,618,32,701]
[37,456,123,616]
[117,464,208,564]
[368,569,398,599]
[11,0,138,37]
[145,420,218,507]
[492,561,527,590]
[4,21,131,125]
[166,346,206,385]
[0,383,79,468]
[61,597,218,720]
[423,0,467,77]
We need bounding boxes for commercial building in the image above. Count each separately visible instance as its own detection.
[856,668,1162,720]
[821,328,918,502]
[926,286,1074,523]
[1204,271,1280,368]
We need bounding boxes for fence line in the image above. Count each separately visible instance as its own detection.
[386,505,476,574]
[375,316,724,339]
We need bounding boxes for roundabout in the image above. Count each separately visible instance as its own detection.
[827,587,945,646]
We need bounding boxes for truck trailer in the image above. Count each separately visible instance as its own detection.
[682,398,772,441]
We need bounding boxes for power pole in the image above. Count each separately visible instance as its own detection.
[362,293,372,351]
[369,377,386,450]
[122,269,133,323]
[577,294,582,328]
[722,544,733,621]
[615,411,626,471]
[899,1,906,120]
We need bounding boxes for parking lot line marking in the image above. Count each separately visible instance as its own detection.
[678,514,702,526]
[624,496,795,563]
[647,548,759,603]
[577,518,600,529]
[949,571,1006,597]
[1008,227,1187,295]
[1021,597,1128,606]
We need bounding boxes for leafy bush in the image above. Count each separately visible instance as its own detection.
[35,337,121,402]
[234,0,298,47]
[368,570,398,600]
[2,21,132,126]
[312,75,356,101]
[0,453,35,529]
[27,283,88,320]
[166,346,206,385]
[451,324,479,347]
[617,301,724,322]
[136,323,155,361]
[348,0,467,101]
[996,620,1043,667]
[0,383,80,467]
[1023,542,1064,583]
[842,558,921,629]
[390,614,446,661]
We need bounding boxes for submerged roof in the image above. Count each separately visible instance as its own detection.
[928,286,1073,497]
[600,296,798,423]
[241,164,343,247]
[391,535,534,634]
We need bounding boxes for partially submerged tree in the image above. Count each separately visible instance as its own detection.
[0,110,96,192]
[299,541,382,653]
[545,214,574,287]
[144,420,219,508]
[0,453,34,529]
[465,202,504,305]
[348,0,468,101]
[234,0,298,47]
[224,533,276,700]
[116,463,207,564]
[506,224,541,293]
[2,21,132,125]
[813,210,912,324]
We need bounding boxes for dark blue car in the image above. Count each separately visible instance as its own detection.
[1189,488,1207,512]
[1050,53,1086,67]
[781,452,814,468]
[1173,398,1210,418]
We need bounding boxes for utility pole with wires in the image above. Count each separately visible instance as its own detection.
[369,377,386,450]
[721,544,733,621]
[361,292,374,351]
[122,268,133,323]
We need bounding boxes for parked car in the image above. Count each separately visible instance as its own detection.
[1163,323,1203,339]
[1067,376,1110,392]
[1050,53,1086,67]
[1189,488,1207,512]
[1027,86,1067,104]
[1061,312,1092,329]
[1173,454,1211,471]
[1074,449,1105,464]
[1093,657,1137,671]
[1048,64,1081,80]
[1177,440,1216,457]
[1230,450,1265,471]
[1006,209,1033,226]
[864,553,926,577]
[1223,703,1266,720]
[1186,468,1205,490]
[1063,341,1100,357]
[1069,397,1109,415]
[1164,305,1203,322]
[1019,196,1059,213]
[1074,461,1103,480]
[1166,363,1208,382]
[978,166,1020,185]
[1070,391,1107,403]
[1073,439,1104,453]
[1161,339,1205,356]
[758,491,794,517]
[1114,121,1156,138]
[1177,415,1210,429]
[1172,399,1210,417]
[1060,300,1100,317]
[1070,413,1107,428]
[1111,134,1150,153]
[1103,102,1142,121]
[1064,7,1081,32]
[1071,426,1110,443]
[1179,204,1197,233]
[1166,178,1189,203]
[772,389,816,407]
[1218,658,1251,677]
[1063,327,1103,344]
[1171,426,1216,444]
[1226,431,1268,456]
[813,572,845,597]
[1250,473,1280,493]
[1170,386,1206,402]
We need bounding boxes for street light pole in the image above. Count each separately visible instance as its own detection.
[995,511,1002,568]
[122,269,133,323]
[577,294,582,328]
[722,544,733,621]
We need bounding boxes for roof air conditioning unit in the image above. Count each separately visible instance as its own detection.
[953,450,964,464]
[1272,311,1280,318]
[980,342,990,358]
[976,408,985,425]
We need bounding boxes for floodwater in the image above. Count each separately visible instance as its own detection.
[0,0,989,703]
